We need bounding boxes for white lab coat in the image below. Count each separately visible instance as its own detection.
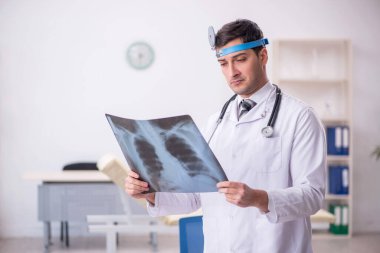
[148,83,326,253]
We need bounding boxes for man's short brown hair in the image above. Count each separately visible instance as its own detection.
[215,19,265,55]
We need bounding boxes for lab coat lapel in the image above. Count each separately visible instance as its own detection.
[237,102,266,124]
[230,82,276,124]
[227,99,239,123]
[226,99,266,124]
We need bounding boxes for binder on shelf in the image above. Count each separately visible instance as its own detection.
[327,126,349,155]
[329,204,349,235]
[341,205,349,234]
[328,165,349,195]
[342,127,349,155]
[329,205,341,234]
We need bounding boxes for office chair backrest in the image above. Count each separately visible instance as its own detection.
[179,216,204,253]
[63,162,98,171]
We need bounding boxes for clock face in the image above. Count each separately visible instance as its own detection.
[126,42,155,70]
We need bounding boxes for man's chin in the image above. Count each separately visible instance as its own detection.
[231,86,247,95]
[231,87,256,98]
[229,84,245,94]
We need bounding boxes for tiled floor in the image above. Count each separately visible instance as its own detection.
[1,233,380,253]
[0,234,178,253]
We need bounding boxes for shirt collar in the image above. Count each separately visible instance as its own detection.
[236,81,273,106]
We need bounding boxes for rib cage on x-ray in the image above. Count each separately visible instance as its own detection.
[106,114,227,193]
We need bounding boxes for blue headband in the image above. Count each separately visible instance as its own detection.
[208,26,269,58]
[216,38,269,57]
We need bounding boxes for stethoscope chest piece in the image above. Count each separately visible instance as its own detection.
[261,126,274,138]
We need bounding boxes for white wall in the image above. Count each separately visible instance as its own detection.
[1,0,379,237]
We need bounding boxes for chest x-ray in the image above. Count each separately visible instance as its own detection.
[106,114,227,193]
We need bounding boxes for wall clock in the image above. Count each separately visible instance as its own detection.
[126,41,155,70]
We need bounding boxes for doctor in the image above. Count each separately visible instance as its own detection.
[125,19,326,253]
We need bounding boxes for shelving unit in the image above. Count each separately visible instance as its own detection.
[272,39,353,238]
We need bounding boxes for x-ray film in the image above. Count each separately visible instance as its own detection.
[106,114,228,193]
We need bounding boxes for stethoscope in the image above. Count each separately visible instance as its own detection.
[207,84,282,144]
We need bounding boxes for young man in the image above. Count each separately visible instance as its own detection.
[125,19,326,253]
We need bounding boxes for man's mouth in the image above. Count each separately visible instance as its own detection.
[230,79,244,86]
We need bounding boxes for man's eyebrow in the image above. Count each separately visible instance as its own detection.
[231,52,248,58]
[217,52,248,62]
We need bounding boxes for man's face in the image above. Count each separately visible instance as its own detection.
[217,38,268,98]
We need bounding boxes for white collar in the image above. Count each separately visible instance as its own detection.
[224,81,277,123]
[236,81,273,106]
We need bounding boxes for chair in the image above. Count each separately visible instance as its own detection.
[61,162,98,246]
[179,216,204,253]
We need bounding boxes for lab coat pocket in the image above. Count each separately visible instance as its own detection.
[252,136,282,173]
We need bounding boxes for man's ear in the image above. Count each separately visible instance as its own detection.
[259,48,268,64]
[260,48,267,58]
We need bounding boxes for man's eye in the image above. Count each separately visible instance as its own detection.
[220,62,227,67]
[237,58,247,62]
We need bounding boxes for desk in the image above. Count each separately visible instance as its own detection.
[24,171,125,252]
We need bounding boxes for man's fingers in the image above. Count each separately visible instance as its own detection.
[127,189,149,196]
[126,176,148,188]
[218,187,238,194]
[128,170,140,179]
[216,181,231,188]
[217,181,241,189]
[125,174,149,198]
[126,183,149,193]
[225,195,237,202]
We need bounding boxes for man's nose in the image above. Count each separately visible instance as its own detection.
[228,63,240,78]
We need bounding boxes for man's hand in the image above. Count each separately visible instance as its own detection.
[125,170,155,205]
[217,181,269,212]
